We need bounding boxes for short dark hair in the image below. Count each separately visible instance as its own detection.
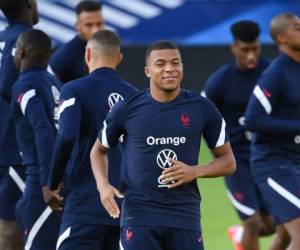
[230,20,261,42]
[18,29,52,61]
[75,0,102,16]
[89,29,120,55]
[145,40,180,64]
[0,0,28,21]
[270,12,296,42]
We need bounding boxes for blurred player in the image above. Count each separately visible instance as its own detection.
[49,0,104,83]
[245,12,300,250]
[11,29,62,250]
[46,30,137,249]
[0,0,38,249]
[203,21,275,250]
[90,40,236,250]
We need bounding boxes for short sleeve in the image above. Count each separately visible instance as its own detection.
[202,100,229,149]
[98,100,126,149]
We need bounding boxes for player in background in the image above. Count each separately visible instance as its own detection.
[203,21,276,250]
[245,13,300,250]
[90,40,236,250]
[49,0,104,83]
[11,29,62,250]
[0,1,38,249]
[46,30,137,250]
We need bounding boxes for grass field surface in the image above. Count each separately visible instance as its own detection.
[198,143,273,250]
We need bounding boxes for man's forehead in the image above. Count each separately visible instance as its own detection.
[148,49,181,61]
[235,39,259,48]
[78,10,103,21]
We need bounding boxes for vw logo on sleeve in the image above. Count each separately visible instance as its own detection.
[108,93,124,109]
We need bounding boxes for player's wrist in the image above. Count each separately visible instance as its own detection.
[194,165,206,178]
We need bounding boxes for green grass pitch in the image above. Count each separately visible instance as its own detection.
[198,143,273,250]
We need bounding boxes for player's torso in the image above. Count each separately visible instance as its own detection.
[122,90,204,194]
[67,69,136,188]
[252,56,300,166]
[0,23,32,165]
[120,90,208,231]
[13,71,60,165]
[64,69,136,224]
[220,63,267,159]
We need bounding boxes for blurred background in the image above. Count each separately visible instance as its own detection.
[2,0,300,91]
[1,1,300,249]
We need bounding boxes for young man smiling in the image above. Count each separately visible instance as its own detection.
[91,40,236,250]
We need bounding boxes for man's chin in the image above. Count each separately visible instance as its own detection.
[245,64,257,71]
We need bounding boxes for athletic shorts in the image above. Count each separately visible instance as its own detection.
[255,164,300,225]
[15,197,61,250]
[57,217,119,250]
[120,226,204,250]
[224,159,269,220]
[0,165,26,220]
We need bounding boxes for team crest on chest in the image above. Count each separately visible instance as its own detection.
[180,113,190,128]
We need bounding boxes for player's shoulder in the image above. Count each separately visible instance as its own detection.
[11,77,34,100]
[181,89,211,105]
[60,74,91,96]
[205,62,234,88]
[259,54,287,80]
[210,63,234,80]
[52,36,82,55]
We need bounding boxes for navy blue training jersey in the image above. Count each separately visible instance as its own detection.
[0,21,32,165]
[11,67,61,195]
[49,35,87,83]
[204,59,269,162]
[48,67,138,225]
[99,89,229,231]
[245,54,300,175]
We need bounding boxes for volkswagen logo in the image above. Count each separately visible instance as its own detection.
[156,149,177,169]
[108,93,124,109]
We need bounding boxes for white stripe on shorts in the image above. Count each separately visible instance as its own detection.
[267,177,300,209]
[25,206,52,250]
[56,227,71,250]
[8,166,25,192]
[226,190,256,216]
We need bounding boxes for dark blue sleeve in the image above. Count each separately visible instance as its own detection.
[48,85,81,189]
[13,85,55,186]
[203,100,229,149]
[203,69,226,108]
[245,70,300,134]
[0,41,18,100]
[98,100,126,149]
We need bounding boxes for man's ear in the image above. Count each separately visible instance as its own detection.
[118,52,123,64]
[144,66,150,78]
[276,34,286,45]
[231,42,236,55]
[19,47,26,60]
[85,47,91,66]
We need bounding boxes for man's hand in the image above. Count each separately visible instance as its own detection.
[160,159,198,189]
[99,183,124,219]
[42,185,63,211]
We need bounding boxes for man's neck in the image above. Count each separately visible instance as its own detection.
[150,87,180,103]
[89,62,116,73]
[280,46,300,63]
